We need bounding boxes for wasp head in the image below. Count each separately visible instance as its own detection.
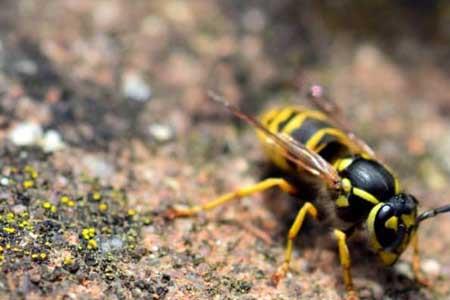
[366,193,418,265]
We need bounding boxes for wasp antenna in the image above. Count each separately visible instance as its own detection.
[207,90,230,107]
[417,204,450,224]
[206,90,264,132]
[207,91,308,164]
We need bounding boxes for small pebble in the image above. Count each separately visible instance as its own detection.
[15,59,38,75]
[422,259,441,277]
[8,122,43,146]
[101,236,124,252]
[0,177,9,186]
[122,72,152,102]
[41,130,65,152]
[394,261,414,279]
[148,124,174,142]
[83,155,115,180]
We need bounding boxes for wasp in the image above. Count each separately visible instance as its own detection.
[168,85,450,298]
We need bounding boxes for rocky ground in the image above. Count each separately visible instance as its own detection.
[0,1,450,299]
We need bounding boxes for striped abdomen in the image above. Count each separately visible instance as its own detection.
[257,106,360,175]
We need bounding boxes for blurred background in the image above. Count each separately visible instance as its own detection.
[0,1,450,299]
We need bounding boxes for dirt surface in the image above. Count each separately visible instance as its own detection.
[0,1,450,299]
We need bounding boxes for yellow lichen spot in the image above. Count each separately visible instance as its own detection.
[24,165,38,179]
[42,201,52,210]
[60,195,70,205]
[127,209,137,217]
[3,227,15,234]
[60,195,76,207]
[22,180,34,189]
[87,239,98,250]
[31,252,47,261]
[92,192,102,201]
[81,229,90,240]
[6,212,15,222]
[5,244,11,250]
[82,227,96,240]
[42,200,58,212]
[0,246,3,253]
[18,220,29,228]
[98,203,108,213]
[0,255,3,262]
[63,255,73,265]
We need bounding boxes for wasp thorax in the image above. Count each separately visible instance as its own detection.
[367,193,418,265]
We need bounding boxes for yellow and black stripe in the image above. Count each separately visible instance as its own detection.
[258,106,359,172]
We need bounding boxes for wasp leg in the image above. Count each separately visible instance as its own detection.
[334,229,358,299]
[271,202,318,285]
[167,178,296,218]
[412,233,431,286]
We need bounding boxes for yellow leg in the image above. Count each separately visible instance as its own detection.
[271,202,318,284]
[411,233,431,286]
[167,178,296,218]
[334,229,357,298]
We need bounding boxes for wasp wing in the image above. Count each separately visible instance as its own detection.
[208,90,341,189]
[277,133,341,188]
[307,84,376,158]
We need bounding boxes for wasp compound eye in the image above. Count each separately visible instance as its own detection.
[374,204,399,249]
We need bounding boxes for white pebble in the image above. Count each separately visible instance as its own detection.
[101,236,124,253]
[148,123,173,142]
[15,59,37,75]
[394,261,413,279]
[40,130,65,152]
[422,259,441,277]
[8,122,43,146]
[83,155,115,180]
[0,177,9,186]
[122,72,152,102]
